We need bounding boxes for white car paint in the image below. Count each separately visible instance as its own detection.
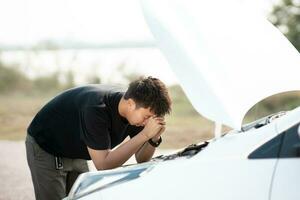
[271,159,300,200]
[64,107,300,200]
[141,0,300,129]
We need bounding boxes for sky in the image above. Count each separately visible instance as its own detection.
[0,0,278,86]
[0,0,276,46]
[0,0,153,46]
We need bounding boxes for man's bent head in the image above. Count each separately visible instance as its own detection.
[123,76,172,126]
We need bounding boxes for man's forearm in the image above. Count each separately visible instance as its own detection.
[135,140,156,163]
[91,118,165,170]
[96,131,149,170]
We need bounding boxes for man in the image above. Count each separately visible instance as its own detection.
[25,76,172,200]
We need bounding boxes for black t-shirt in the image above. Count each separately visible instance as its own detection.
[27,85,143,160]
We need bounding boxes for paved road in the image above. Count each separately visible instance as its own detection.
[0,141,34,200]
[0,140,174,200]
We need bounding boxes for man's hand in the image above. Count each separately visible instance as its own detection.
[150,115,166,141]
[142,116,165,139]
[152,126,165,142]
[134,117,166,163]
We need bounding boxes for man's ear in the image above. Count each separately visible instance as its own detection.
[128,98,136,110]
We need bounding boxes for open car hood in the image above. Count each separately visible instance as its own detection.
[141,0,300,129]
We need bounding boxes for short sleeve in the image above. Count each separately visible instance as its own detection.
[127,125,144,138]
[79,105,111,150]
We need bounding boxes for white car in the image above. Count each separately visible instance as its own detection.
[64,0,300,199]
[64,107,300,200]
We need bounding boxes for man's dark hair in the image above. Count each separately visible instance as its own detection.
[124,76,172,116]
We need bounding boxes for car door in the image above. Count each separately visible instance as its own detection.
[270,123,300,200]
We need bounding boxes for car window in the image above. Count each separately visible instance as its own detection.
[248,123,300,159]
[248,132,284,159]
[279,123,300,158]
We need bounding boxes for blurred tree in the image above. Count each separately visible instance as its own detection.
[86,75,101,84]
[33,72,60,93]
[0,61,32,94]
[85,64,101,84]
[269,0,300,51]
[114,61,142,84]
[33,40,59,51]
[62,70,75,89]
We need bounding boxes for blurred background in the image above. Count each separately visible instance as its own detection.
[0,0,299,147]
[0,0,299,199]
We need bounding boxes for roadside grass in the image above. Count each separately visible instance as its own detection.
[1,88,299,149]
[0,93,215,149]
[0,94,51,140]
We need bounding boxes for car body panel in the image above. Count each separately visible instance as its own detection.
[64,107,300,200]
[271,159,300,200]
[96,159,276,200]
[197,123,277,159]
[276,107,300,134]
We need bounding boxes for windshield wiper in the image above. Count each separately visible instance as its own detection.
[241,111,286,132]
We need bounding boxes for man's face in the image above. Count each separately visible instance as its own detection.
[126,101,155,126]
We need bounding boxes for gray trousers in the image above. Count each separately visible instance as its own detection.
[25,134,89,200]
